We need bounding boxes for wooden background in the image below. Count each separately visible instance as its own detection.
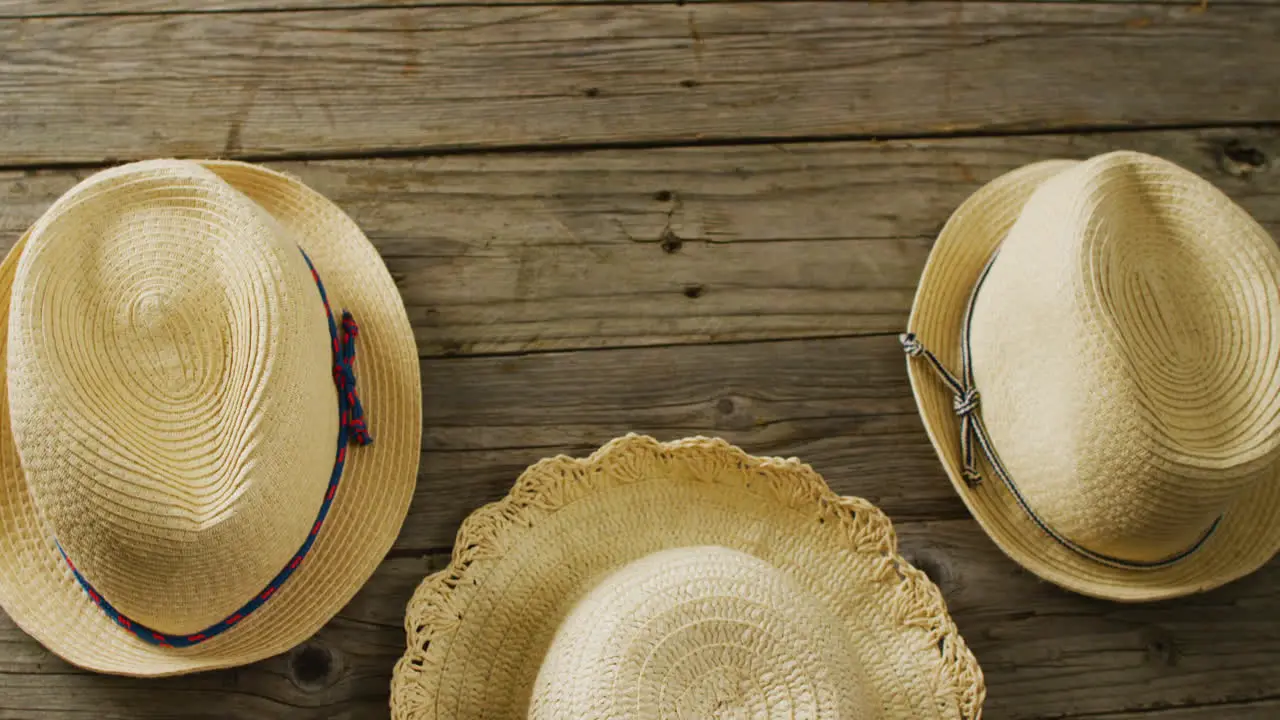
[2,0,1280,718]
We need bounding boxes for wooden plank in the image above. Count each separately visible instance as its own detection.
[408,332,964,549]
[5,334,1277,716]
[2,0,1275,17]
[3,128,1279,356]
[1079,699,1280,719]
[0,554,448,719]
[912,523,1280,718]
[400,334,1280,716]
[3,3,1280,164]
[4,521,1279,718]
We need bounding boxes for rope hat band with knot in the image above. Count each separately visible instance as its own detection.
[901,254,1221,571]
[0,159,421,676]
[903,152,1280,602]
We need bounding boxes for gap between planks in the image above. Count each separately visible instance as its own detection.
[2,127,1278,359]
[0,0,1269,22]
[1,120,1278,174]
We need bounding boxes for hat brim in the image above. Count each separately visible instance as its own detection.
[905,160,1280,602]
[391,435,985,720]
[0,161,422,675]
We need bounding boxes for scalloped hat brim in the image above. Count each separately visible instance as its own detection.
[391,435,985,719]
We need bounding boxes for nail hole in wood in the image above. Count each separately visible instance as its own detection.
[1142,626,1180,668]
[583,87,600,98]
[683,284,705,299]
[1220,139,1269,176]
[660,229,683,254]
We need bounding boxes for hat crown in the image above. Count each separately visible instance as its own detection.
[530,545,871,718]
[9,161,338,635]
[969,151,1280,563]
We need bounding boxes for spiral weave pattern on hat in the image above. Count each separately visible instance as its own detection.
[0,159,421,675]
[6,163,340,634]
[55,249,371,647]
[902,152,1280,601]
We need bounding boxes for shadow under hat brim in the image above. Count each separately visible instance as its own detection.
[0,161,422,675]
[905,160,1280,602]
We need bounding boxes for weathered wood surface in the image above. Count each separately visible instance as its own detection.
[1,127,1277,357]
[4,0,1280,715]
[3,334,1280,718]
[1085,700,1280,719]
[407,333,961,548]
[2,0,1275,15]
[3,2,1280,164]
[3,519,1279,718]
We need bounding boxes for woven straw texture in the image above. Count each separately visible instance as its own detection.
[391,435,984,720]
[0,159,421,675]
[906,151,1280,601]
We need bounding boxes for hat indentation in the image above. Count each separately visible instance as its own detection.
[58,250,374,647]
[968,152,1280,564]
[9,161,341,635]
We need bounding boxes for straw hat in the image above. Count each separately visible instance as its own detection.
[0,159,421,675]
[903,151,1280,602]
[391,435,984,720]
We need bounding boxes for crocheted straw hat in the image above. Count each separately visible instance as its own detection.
[0,159,420,675]
[903,151,1280,602]
[392,435,984,719]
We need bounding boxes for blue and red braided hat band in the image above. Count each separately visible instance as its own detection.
[57,249,372,648]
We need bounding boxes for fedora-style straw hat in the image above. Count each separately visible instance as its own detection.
[391,435,984,719]
[0,159,421,675]
[902,150,1280,602]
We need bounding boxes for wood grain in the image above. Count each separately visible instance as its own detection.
[3,128,1279,357]
[3,0,1275,16]
[0,554,448,719]
[1081,699,1280,719]
[409,332,963,548]
[328,328,1280,718]
[3,519,1278,718]
[4,330,1277,717]
[2,3,1280,164]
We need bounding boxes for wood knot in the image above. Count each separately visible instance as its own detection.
[288,642,341,691]
[1141,626,1180,668]
[1220,140,1269,177]
[717,396,758,431]
[660,229,683,254]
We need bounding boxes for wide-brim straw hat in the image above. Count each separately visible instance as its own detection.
[903,151,1280,602]
[391,435,984,719]
[0,159,421,675]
